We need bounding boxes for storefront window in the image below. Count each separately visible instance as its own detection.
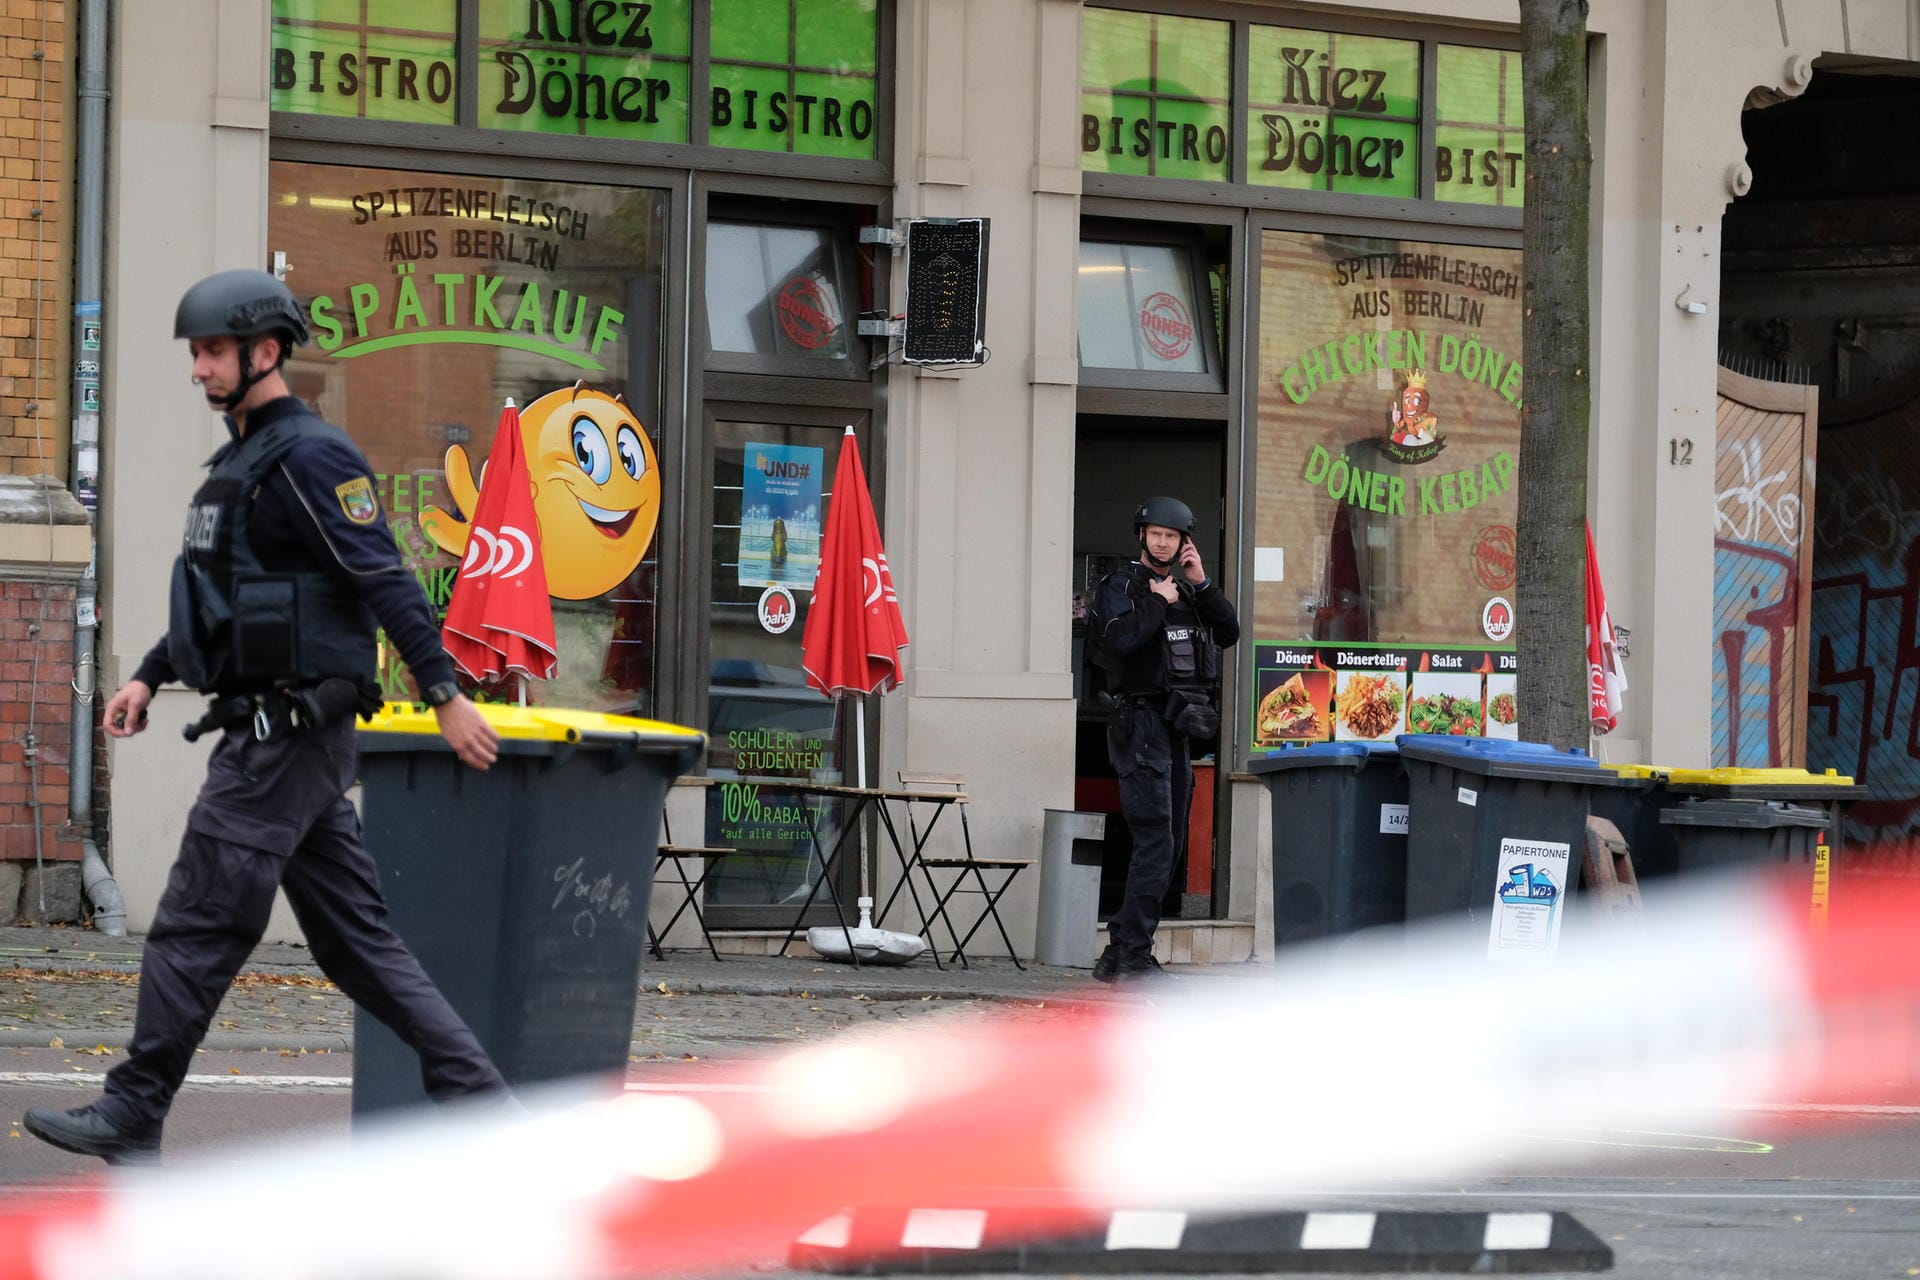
[268,160,669,714]
[1080,8,1232,183]
[1246,28,1420,198]
[703,418,852,910]
[710,0,881,159]
[1434,45,1526,207]
[271,0,459,124]
[1248,230,1524,754]
[706,222,853,362]
[1077,240,1210,375]
[476,0,694,141]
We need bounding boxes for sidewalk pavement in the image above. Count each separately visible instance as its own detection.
[0,924,1241,1060]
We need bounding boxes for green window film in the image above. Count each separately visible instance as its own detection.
[476,0,693,141]
[709,0,879,158]
[271,0,458,124]
[1080,8,1230,182]
[1247,27,1419,197]
[1434,45,1524,207]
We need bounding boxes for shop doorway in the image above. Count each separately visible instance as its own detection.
[1721,69,1920,856]
[1071,415,1229,921]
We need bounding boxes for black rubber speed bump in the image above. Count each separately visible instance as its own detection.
[791,1207,1612,1273]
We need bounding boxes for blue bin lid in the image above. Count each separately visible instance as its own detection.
[1395,734,1598,765]
[1394,734,1620,784]
[1248,741,1398,774]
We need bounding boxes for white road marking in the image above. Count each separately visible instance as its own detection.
[1299,1211,1375,1249]
[0,1071,349,1091]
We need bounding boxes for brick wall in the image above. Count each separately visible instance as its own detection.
[0,1,69,478]
[0,578,86,869]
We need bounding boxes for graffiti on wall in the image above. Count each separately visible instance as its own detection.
[1807,392,1920,839]
[1712,372,1818,768]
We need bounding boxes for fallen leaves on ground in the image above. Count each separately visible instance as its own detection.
[0,967,336,992]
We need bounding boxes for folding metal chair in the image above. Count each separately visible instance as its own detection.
[650,804,736,960]
[889,772,1031,970]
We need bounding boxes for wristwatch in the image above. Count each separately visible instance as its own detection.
[421,681,461,708]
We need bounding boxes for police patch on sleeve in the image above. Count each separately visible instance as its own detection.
[334,476,380,524]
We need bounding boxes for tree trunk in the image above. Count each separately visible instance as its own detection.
[1516,0,1592,751]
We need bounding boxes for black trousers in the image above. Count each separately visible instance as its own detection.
[1105,705,1193,959]
[99,716,504,1132]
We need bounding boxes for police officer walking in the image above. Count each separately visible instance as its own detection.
[1085,496,1239,983]
[24,270,509,1165]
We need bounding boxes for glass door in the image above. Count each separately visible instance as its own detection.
[699,410,870,928]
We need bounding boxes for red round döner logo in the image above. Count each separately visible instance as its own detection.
[776,277,837,350]
[1473,524,1518,592]
[1482,596,1515,643]
[1139,291,1194,361]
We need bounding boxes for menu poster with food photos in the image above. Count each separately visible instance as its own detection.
[1251,642,1518,750]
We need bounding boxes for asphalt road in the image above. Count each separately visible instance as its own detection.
[4,1046,1918,1279]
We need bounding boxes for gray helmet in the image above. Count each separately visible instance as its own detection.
[174,269,310,346]
[1132,495,1195,535]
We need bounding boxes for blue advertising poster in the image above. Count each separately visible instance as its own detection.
[738,443,824,588]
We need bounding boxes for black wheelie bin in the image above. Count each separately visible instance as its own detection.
[1249,743,1408,945]
[350,703,705,1118]
[1397,735,1631,961]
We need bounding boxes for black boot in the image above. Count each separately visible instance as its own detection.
[23,1103,162,1167]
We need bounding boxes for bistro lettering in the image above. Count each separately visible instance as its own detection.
[273,47,453,105]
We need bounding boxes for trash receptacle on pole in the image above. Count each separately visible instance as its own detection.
[1248,744,1408,946]
[1035,809,1106,967]
[351,704,705,1118]
[1397,735,1630,962]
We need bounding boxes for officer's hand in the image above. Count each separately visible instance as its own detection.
[1150,576,1179,604]
[103,681,153,739]
[1178,539,1206,584]
[434,695,500,771]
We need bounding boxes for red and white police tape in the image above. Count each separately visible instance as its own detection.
[4,870,1919,1280]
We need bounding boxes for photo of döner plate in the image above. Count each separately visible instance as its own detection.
[1333,670,1406,742]
[1484,673,1519,740]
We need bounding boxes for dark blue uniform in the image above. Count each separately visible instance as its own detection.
[1088,561,1239,967]
[96,396,503,1142]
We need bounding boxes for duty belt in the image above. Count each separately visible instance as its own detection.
[182,678,365,744]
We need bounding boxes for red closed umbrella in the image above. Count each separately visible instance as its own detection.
[440,398,558,697]
[800,428,907,911]
[802,426,908,704]
[1585,521,1626,734]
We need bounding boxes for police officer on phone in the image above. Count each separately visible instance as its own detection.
[23,270,508,1166]
[1084,496,1239,983]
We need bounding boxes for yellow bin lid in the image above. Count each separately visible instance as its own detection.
[1662,766,1857,788]
[360,701,705,747]
[1601,763,1665,780]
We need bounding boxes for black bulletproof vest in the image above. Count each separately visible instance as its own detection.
[167,411,376,694]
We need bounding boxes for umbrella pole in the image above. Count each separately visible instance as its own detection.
[854,692,869,899]
[517,674,527,708]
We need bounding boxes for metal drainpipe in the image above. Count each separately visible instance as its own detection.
[68,0,122,935]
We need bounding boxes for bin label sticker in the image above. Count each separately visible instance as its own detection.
[1811,838,1831,930]
[1457,786,1478,806]
[1487,837,1570,962]
[1379,803,1409,836]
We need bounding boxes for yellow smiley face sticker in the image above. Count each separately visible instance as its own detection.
[420,384,662,601]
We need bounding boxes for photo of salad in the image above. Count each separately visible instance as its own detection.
[1484,674,1519,740]
[1334,671,1406,741]
[1405,672,1485,738]
[1409,692,1483,736]
[1256,670,1331,743]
